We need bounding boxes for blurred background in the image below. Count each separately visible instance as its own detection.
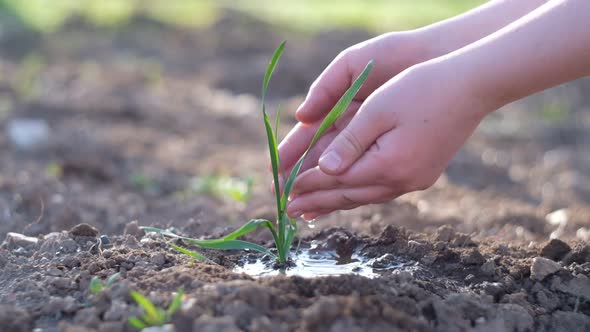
[1,0,589,244]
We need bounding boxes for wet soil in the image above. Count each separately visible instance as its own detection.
[0,10,590,332]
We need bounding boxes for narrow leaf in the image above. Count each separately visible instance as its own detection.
[263,110,282,218]
[128,317,147,330]
[166,288,184,317]
[130,290,159,322]
[222,219,275,241]
[106,272,121,287]
[281,60,374,208]
[262,41,286,102]
[169,244,208,262]
[142,226,276,257]
[89,277,103,294]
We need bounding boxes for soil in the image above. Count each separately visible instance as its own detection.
[1,10,590,332]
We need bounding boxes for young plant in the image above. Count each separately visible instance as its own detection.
[128,288,183,329]
[89,272,121,295]
[143,42,373,264]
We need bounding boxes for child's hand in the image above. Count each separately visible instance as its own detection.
[278,32,435,179]
[284,62,491,220]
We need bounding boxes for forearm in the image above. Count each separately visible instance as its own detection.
[415,0,549,58]
[445,0,590,112]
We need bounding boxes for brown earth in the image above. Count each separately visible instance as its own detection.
[0,10,589,332]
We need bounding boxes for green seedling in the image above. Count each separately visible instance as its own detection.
[128,288,184,329]
[89,272,121,295]
[190,174,253,203]
[143,42,373,264]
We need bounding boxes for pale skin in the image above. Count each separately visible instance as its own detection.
[278,0,590,220]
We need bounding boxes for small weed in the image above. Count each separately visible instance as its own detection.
[143,42,373,265]
[88,272,120,295]
[190,174,253,203]
[129,173,159,193]
[128,288,183,329]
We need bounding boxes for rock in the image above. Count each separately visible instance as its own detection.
[555,274,590,300]
[540,239,571,261]
[124,220,145,238]
[481,259,497,276]
[7,118,50,150]
[0,305,32,332]
[100,235,110,246]
[371,253,398,269]
[193,315,241,332]
[435,225,455,242]
[550,310,590,332]
[69,223,99,238]
[495,303,534,332]
[530,257,561,281]
[461,248,485,266]
[97,322,125,332]
[2,232,38,250]
[50,277,77,290]
[150,253,166,266]
[103,300,128,321]
[58,238,79,254]
[143,325,176,332]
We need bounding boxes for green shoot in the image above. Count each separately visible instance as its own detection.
[128,288,184,329]
[89,272,121,295]
[189,174,254,203]
[142,42,373,265]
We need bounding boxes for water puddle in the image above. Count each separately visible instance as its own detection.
[233,241,416,279]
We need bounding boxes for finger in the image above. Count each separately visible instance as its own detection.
[302,210,330,221]
[291,146,385,195]
[318,98,395,175]
[286,186,396,217]
[277,121,320,172]
[279,101,360,177]
[296,52,353,123]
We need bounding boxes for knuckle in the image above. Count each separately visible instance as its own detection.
[339,127,364,156]
[340,193,358,208]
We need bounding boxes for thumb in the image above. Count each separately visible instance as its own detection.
[318,102,393,175]
[296,52,352,124]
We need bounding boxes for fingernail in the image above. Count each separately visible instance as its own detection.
[319,151,342,172]
[290,210,303,218]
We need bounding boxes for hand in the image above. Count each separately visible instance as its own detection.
[285,62,492,220]
[278,31,433,180]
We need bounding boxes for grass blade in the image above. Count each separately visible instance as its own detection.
[275,104,282,147]
[221,219,275,241]
[142,226,276,257]
[263,110,282,218]
[166,288,184,317]
[280,60,374,209]
[106,272,121,287]
[130,290,159,323]
[89,277,103,294]
[169,244,208,262]
[128,317,147,330]
[262,41,286,102]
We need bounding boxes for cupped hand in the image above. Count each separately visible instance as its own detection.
[278,31,432,179]
[285,62,493,220]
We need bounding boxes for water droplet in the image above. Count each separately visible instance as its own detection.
[307,220,316,229]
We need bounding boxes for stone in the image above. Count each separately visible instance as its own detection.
[143,325,176,332]
[193,315,241,332]
[461,249,485,266]
[480,259,497,276]
[150,253,166,266]
[2,232,38,250]
[7,118,50,150]
[540,239,571,261]
[530,257,561,281]
[555,274,590,300]
[550,310,590,332]
[0,305,32,332]
[69,223,99,238]
[435,225,455,242]
[124,220,145,238]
